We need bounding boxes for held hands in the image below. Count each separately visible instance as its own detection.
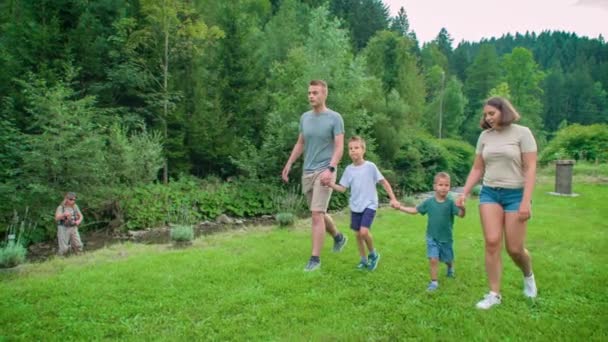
[390,199,401,210]
[456,194,467,208]
[319,169,332,186]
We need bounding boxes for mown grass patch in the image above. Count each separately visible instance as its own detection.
[1,180,607,340]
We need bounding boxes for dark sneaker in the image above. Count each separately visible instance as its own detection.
[356,260,368,270]
[367,252,380,271]
[304,259,321,272]
[447,268,455,278]
[332,235,347,252]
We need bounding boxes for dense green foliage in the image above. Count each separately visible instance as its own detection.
[1,0,606,237]
[1,177,606,339]
[539,124,608,164]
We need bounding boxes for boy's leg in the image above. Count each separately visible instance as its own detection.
[355,231,368,269]
[359,209,379,270]
[359,227,374,253]
[356,231,366,258]
[429,257,439,281]
[446,261,455,277]
[440,242,455,277]
[426,237,440,290]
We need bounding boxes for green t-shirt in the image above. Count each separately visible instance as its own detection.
[416,197,460,242]
[299,109,345,172]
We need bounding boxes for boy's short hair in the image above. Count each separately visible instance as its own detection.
[434,172,451,183]
[349,135,366,150]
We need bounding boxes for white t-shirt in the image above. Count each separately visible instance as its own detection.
[339,161,384,213]
[475,124,537,189]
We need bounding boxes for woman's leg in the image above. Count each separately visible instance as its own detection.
[480,204,505,294]
[505,213,537,297]
[504,213,533,276]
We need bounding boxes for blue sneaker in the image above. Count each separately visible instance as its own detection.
[356,260,368,270]
[367,252,380,271]
[332,235,347,252]
[427,281,439,291]
[304,259,321,272]
[447,267,455,278]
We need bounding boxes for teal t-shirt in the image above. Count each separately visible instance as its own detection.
[416,197,460,242]
[299,109,345,172]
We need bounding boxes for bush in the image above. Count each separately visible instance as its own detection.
[0,242,27,268]
[275,212,295,227]
[393,134,451,193]
[120,177,282,230]
[539,124,608,165]
[170,225,194,242]
[438,139,475,186]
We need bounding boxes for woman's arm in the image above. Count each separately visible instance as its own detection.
[457,154,485,207]
[519,151,537,221]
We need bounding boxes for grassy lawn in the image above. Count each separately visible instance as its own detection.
[1,175,607,340]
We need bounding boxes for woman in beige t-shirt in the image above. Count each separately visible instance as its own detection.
[458,97,538,310]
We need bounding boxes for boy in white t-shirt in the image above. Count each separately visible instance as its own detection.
[328,136,400,270]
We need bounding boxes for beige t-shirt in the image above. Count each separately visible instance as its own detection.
[475,124,537,189]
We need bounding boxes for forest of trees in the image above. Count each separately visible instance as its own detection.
[1,0,607,238]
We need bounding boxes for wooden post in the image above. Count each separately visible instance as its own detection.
[555,160,575,194]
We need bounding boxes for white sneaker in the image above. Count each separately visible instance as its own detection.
[523,274,538,298]
[476,292,502,310]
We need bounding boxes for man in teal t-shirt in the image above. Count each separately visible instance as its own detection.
[396,172,465,291]
[282,80,347,272]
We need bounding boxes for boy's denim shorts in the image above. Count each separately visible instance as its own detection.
[479,186,524,213]
[426,236,454,263]
[350,208,376,231]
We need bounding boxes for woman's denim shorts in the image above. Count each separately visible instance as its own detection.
[479,186,524,212]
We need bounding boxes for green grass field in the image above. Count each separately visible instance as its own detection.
[1,176,607,340]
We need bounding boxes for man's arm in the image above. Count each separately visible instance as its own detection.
[282,134,305,182]
[329,133,344,169]
[321,133,344,185]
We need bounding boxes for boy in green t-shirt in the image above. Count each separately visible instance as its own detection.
[396,172,465,291]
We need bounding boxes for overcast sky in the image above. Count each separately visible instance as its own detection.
[383,0,608,44]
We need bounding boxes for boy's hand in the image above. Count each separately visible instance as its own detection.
[456,194,466,207]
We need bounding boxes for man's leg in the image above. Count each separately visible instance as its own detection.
[311,211,326,257]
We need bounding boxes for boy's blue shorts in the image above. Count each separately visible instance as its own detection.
[350,208,376,231]
[426,236,454,263]
[479,186,524,213]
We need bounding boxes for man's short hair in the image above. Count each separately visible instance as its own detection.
[309,80,328,94]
